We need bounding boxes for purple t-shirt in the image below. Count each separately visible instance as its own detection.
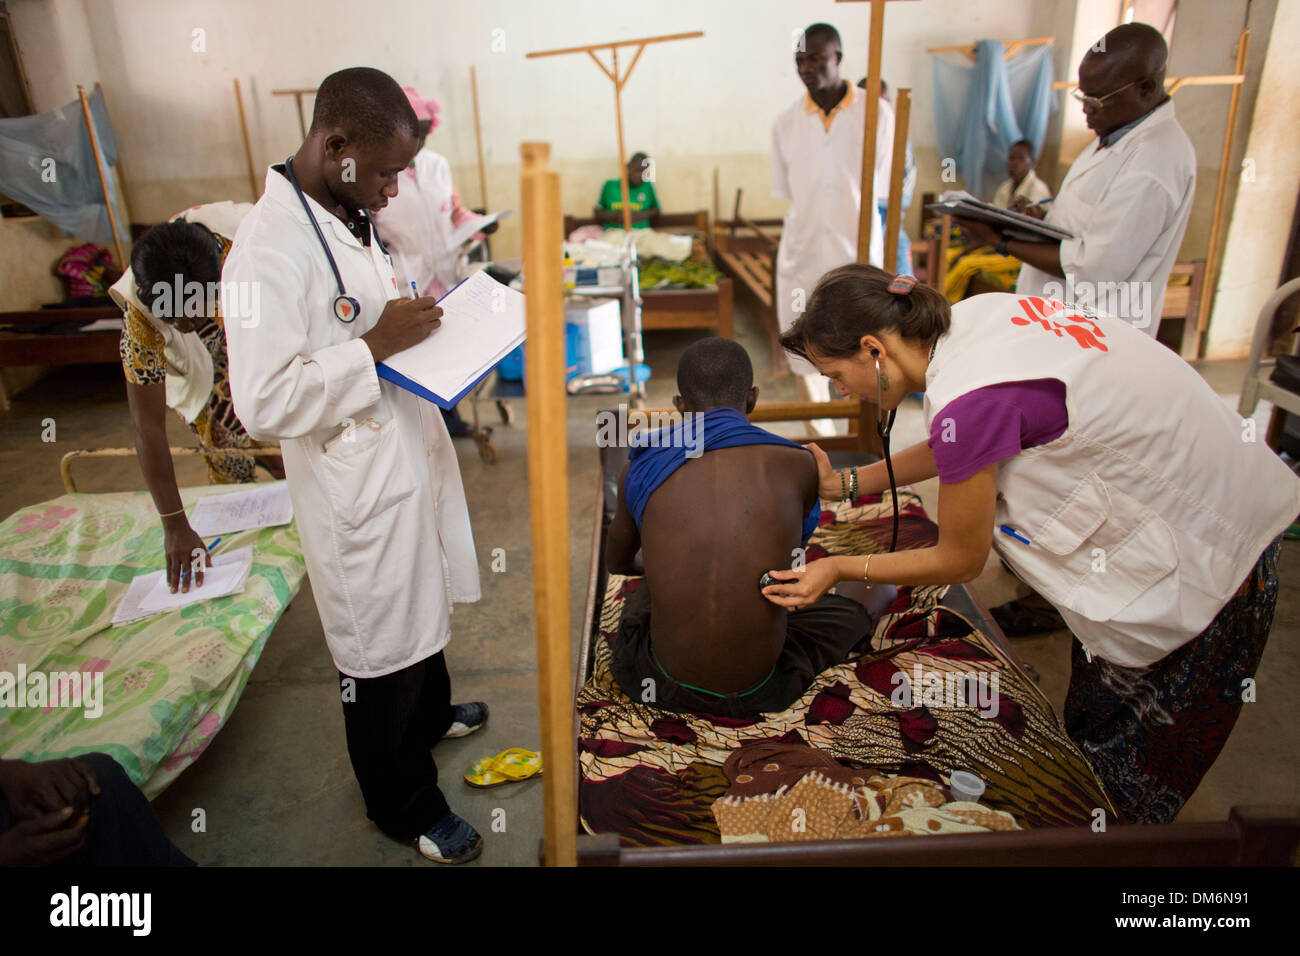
[928,379,1069,483]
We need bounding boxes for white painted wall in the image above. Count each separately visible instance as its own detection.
[1,0,1291,357]
[1206,0,1300,358]
[69,0,1062,247]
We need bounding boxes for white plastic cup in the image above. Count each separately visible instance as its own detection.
[949,771,986,803]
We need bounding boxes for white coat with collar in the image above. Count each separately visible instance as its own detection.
[772,85,890,376]
[222,165,480,678]
[1016,99,1196,338]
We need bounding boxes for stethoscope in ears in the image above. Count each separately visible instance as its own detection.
[283,156,390,324]
[873,348,900,554]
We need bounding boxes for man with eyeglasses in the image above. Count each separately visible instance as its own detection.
[955,22,1195,339]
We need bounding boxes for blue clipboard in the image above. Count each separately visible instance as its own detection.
[374,275,522,409]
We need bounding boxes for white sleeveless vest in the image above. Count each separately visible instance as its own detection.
[925,293,1300,667]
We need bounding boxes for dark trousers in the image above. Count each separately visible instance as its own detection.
[0,753,194,867]
[610,582,870,718]
[338,652,455,841]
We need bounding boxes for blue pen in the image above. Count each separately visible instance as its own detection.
[999,525,1031,545]
[410,280,419,299]
[206,537,222,554]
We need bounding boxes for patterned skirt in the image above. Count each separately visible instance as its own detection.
[1064,538,1283,825]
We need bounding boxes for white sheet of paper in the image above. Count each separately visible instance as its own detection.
[381,270,527,401]
[82,318,125,332]
[447,209,512,249]
[133,545,254,615]
[189,482,293,536]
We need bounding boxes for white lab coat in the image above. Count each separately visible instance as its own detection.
[926,293,1300,667]
[772,85,890,376]
[372,149,462,299]
[1016,100,1196,338]
[222,166,480,678]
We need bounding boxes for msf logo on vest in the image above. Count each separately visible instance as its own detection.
[1040,274,1153,330]
[50,886,151,936]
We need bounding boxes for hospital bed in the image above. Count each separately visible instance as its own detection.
[0,447,305,799]
[569,404,1300,865]
[563,211,735,341]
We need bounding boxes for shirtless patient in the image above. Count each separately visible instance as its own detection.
[606,338,870,717]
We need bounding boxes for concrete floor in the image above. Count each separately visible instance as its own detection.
[0,298,1295,865]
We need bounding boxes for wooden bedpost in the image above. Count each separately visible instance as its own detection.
[527,32,704,232]
[233,78,260,201]
[470,65,489,210]
[77,85,125,269]
[883,87,911,273]
[521,142,577,867]
[1196,27,1250,357]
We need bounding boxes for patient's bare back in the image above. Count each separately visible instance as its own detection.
[639,443,817,692]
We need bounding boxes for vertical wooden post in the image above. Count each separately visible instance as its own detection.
[521,141,576,868]
[93,86,135,228]
[470,66,489,210]
[883,88,910,272]
[612,47,632,231]
[77,85,125,269]
[1196,27,1250,356]
[856,0,885,263]
[936,214,952,295]
[234,79,260,201]
[712,166,720,232]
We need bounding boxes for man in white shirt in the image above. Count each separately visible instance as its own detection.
[957,22,1195,339]
[772,22,892,431]
[223,68,486,865]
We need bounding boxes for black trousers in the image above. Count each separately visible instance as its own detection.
[338,651,455,841]
[0,752,194,867]
[610,583,870,718]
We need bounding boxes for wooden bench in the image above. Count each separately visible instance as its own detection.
[563,210,734,340]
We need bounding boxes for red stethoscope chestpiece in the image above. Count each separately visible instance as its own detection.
[333,295,359,323]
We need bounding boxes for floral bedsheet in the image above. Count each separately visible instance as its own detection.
[0,484,305,798]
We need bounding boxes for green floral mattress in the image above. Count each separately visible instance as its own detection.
[0,484,305,798]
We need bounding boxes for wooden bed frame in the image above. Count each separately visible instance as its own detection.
[0,305,122,411]
[710,190,785,375]
[566,409,1300,866]
[563,211,734,339]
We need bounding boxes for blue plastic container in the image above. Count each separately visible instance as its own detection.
[496,323,582,382]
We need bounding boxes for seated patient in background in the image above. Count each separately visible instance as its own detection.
[605,338,870,717]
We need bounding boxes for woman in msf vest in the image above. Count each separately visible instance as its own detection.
[763,263,1300,825]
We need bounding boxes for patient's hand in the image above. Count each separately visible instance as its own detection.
[761,557,840,611]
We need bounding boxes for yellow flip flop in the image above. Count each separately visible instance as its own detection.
[464,748,543,789]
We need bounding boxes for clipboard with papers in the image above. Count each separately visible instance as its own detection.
[925,191,1074,243]
[376,270,526,409]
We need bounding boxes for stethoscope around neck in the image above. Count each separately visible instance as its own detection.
[283,156,389,324]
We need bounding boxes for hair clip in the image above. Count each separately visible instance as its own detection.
[887,274,917,295]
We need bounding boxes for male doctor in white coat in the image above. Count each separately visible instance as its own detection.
[772,22,892,434]
[957,22,1195,340]
[223,68,487,865]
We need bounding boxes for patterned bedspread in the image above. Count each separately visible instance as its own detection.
[0,485,305,798]
[578,490,1115,846]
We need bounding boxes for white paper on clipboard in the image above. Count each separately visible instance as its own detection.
[447,209,512,248]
